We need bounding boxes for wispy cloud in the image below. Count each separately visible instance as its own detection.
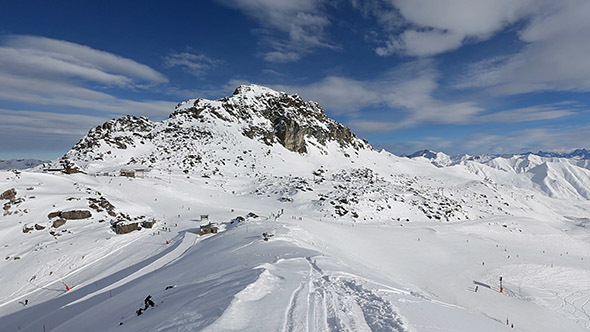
[163,52,220,78]
[0,72,174,117]
[216,0,337,62]
[477,103,578,123]
[272,59,582,134]
[275,59,484,129]
[1,35,168,85]
[377,125,590,156]
[0,108,107,136]
[367,0,536,57]
[454,1,590,95]
[460,126,590,154]
[0,108,112,158]
[0,35,178,157]
[365,1,590,96]
[0,35,176,117]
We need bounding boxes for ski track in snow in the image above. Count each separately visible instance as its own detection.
[281,256,407,332]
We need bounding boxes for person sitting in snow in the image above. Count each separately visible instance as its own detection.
[144,295,155,310]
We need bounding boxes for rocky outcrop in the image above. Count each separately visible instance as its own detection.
[142,219,156,228]
[114,222,141,234]
[0,188,16,201]
[68,115,155,156]
[48,211,61,219]
[61,210,92,220]
[49,210,92,220]
[52,219,67,228]
[228,86,370,153]
[88,197,116,216]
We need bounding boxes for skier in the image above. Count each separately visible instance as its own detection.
[24,299,28,306]
[475,286,479,293]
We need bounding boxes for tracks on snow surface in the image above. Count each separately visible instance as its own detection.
[281,256,407,332]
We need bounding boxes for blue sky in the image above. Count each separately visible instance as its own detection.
[1,0,589,159]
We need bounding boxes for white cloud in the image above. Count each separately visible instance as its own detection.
[163,52,220,78]
[371,0,537,56]
[0,108,107,136]
[455,0,590,95]
[376,29,465,57]
[460,126,590,155]
[367,1,590,96]
[377,125,590,156]
[0,108,115,158]
[275,76,380,114]
[274,59,581,133]
[216,0,336,62]
[0,35,176,119]
[2,35,168,85]
[0,72,175,117]
[346,120,397,132]
[477,104,577,123]
[274,60,484,129]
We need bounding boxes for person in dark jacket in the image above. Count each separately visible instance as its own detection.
[144,295,155,310]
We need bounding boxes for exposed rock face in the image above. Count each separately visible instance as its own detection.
[142,220,156,228]
[114,222,141,234]
[34,224,45,230]
[0,188,16,201]
[52,219,67,228]
[74,115,155,152]
[60,210,92,220]
[183,85,369,154]
[48,211,61,219]
[88,197,116,216]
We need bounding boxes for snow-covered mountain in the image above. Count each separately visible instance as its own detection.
[54,84,368,174]
[1,85,589,332]
[0,159,47,170]
[408,149,590,199]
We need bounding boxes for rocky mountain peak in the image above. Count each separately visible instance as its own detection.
[58,85,371,172]
[232,84,282,98]
[171,85,370,154]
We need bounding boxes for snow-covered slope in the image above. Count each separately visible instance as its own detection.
[1,86,589,331]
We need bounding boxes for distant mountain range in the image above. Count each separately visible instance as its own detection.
[407,148,590,161]
[0,159,47,170]
[407,148,590,199]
